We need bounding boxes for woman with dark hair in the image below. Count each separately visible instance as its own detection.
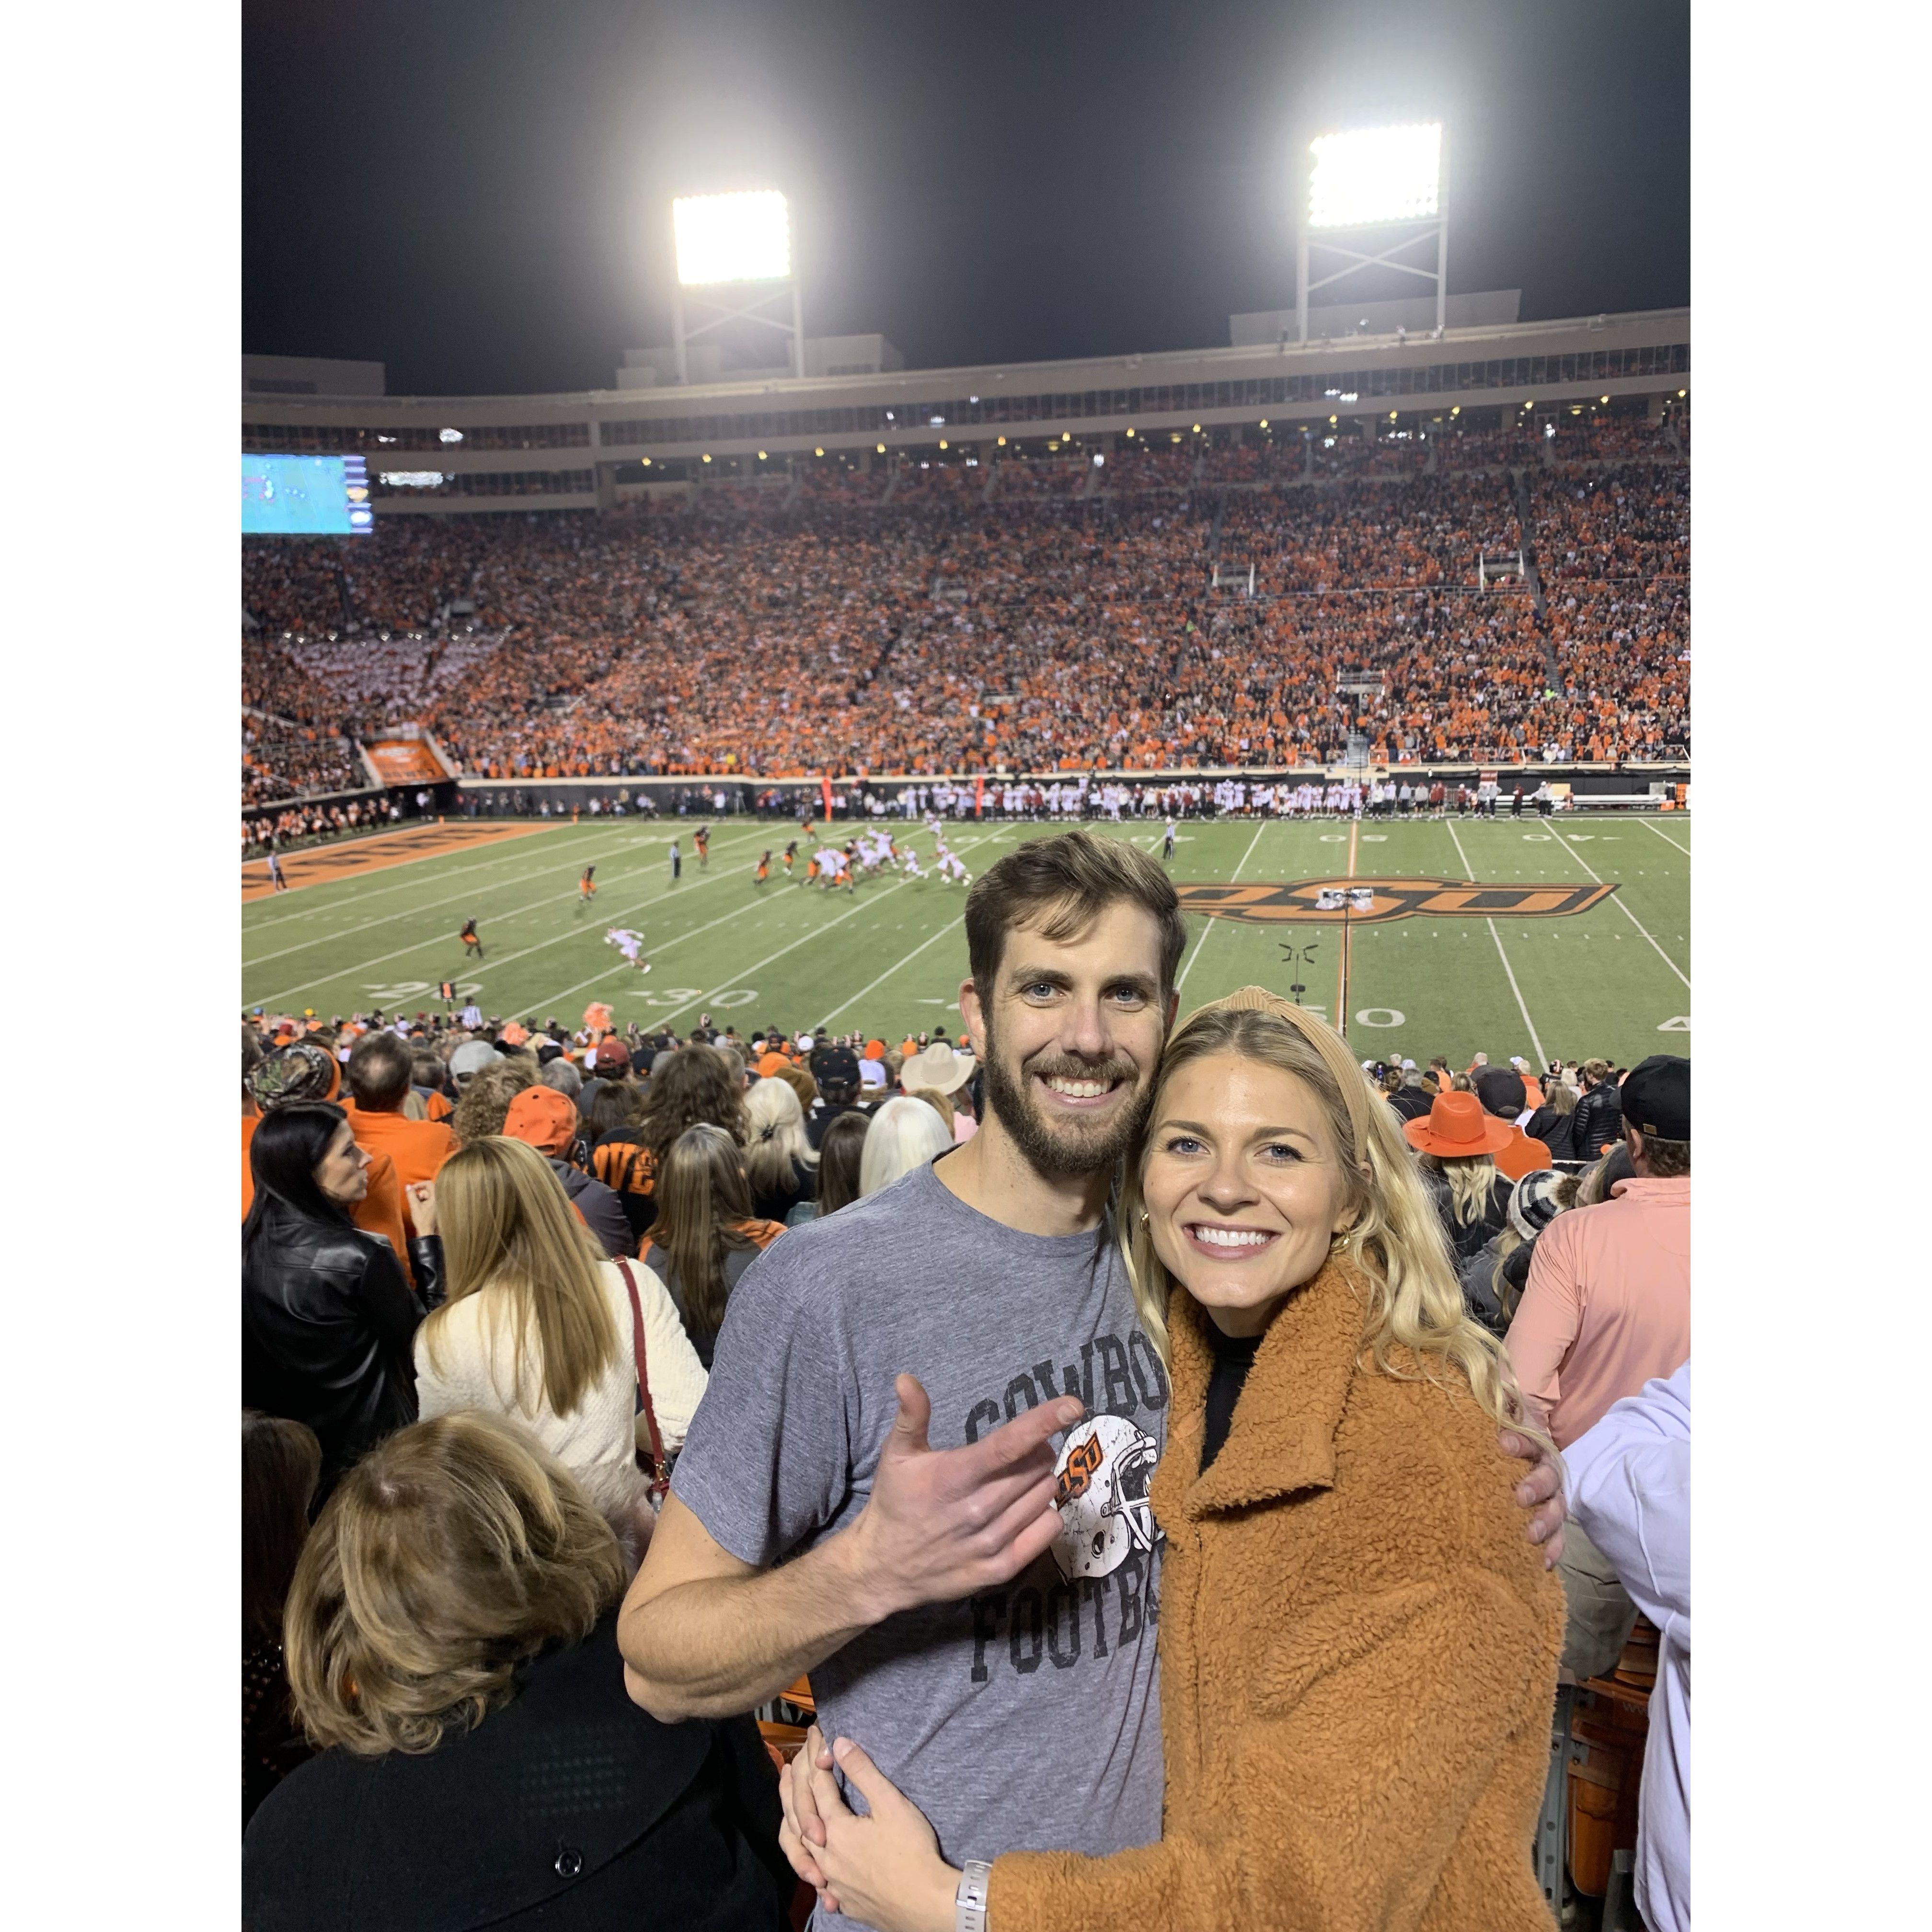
[243,1411,321,1827]
[786,1109,868,1226]
[598,1045,750,1249]
[638,1124,785,1368]
[242,1102,438,1496]
[244,1412,791,1931]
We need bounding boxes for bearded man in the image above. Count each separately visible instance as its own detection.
[619,832,1564,1932]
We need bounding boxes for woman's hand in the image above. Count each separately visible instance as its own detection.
[777,1725,959,1932]
[406,1180,437,1237]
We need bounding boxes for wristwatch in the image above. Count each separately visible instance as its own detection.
[954,1859,992,1932]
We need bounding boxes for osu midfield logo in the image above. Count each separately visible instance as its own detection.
[1173,877,1618,926]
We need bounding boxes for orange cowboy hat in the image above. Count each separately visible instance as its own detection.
[1403,1089,1516,1159]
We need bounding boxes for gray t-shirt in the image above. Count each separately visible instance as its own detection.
[672,1156,1168,1929]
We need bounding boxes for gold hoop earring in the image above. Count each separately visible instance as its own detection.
[1138,1210,1150,1227]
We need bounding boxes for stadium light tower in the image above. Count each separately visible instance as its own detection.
[669,189,805,383]
[1295,123,1446,343]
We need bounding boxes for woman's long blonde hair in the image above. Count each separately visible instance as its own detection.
[1418,1150,1499,1227]
[1118,1003,1544,1441]
[419,1137,617,1421]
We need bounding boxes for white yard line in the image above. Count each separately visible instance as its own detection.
[242,824,765,965]
[1175,819,1267,994]
[1444,819,1548,1066]
[1635,818,1691,856]
[815,916,965,1029]
[1546,825,1690,989]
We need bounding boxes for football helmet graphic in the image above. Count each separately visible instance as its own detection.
[1050,1412,1162,1582]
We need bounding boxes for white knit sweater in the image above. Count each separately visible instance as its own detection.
[413,1260,707,1524]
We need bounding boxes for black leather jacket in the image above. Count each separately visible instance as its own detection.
[242,1197,440,1490]
[1571,1083,1624,1162]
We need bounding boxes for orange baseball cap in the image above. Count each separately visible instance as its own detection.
[756,1052,790,1078]
[864,1039,887,1061]
[501,1084,579,1157]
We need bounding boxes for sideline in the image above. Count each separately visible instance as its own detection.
[241,821,549,901]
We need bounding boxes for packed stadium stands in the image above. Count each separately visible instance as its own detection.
[240,422,1688,812]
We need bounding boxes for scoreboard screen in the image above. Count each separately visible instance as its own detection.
[242,454,373,535]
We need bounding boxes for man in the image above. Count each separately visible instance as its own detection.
[1472,1067,1555,1183]
[501,1085,632,1259]
[1571,1057,1623,1160]
[1385,1061,1435,1125]
[1565,1361,1690,1932]
[618,832,1566,1930]
[804,1042,870,1150]
[1506,1054,1690,1679]
[340,1032,455,1239]
[266,849,288,892]
[1162,816,1175,861]
[669,838,682,883]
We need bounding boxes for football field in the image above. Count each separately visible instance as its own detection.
[242,813,1690,1068]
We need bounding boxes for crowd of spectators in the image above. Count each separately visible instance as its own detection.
[241,985,1688,1925]
[239,424,1687,810]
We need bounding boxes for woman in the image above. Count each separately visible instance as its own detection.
[244,1412,793,1931]
[638,1124,786,1369]
[1523,1076,1580,1163]
[791,1109,869,1225]
[1406,1088,1516,1273]
[785,988,1563,1932]
[413,1136,705,1546]
[598,1044,749,1245]
[243,1411,321,1827]
[242,1102,437,1496]
[743,1074,819,1224]
[856,1094,953,1199]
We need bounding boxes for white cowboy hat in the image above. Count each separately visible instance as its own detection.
[899,1041,976,1095]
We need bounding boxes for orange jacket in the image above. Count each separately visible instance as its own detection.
[340,1102,456,1236]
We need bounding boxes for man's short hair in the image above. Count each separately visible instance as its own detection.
[964,830,1185,1002]
[537,1057,583,1099]
[346,1031,413,1111]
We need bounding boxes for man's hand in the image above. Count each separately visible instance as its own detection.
[1499,1428,1566,1569]
[405,1180,437,1237]
[845,1374,1079,1623]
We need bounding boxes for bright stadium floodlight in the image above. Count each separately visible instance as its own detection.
[1295,121,1448,345]
[667,190,805,380]
[1306,124,1441,229]
[673,190,792,286]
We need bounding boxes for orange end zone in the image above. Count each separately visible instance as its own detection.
[243,821,549,901]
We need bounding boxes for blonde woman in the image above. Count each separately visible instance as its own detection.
[412,1138,706,1549]
[1406,1088,1516,1265]
[785,988,1564,1932]
[245,1412,792,1931]
[856,1093,952,1199]
[743,1074,819,1224]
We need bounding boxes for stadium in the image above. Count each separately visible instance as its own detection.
[240,13,1694,1932]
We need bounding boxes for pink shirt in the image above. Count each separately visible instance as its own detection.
[1504,1176,1690,1449]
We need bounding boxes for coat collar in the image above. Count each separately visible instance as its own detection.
[1151,1256,1370,1523]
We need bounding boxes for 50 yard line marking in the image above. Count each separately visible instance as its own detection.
[1175,819,1267,996]
[1446,819,1548,1067]
[1335,818,1357,1035]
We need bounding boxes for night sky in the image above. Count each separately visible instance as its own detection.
[243,0,1689,397]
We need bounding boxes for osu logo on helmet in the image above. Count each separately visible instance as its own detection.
[1051,1413,1162,1582]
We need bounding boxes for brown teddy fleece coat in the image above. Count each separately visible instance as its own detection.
[988,1259,1564,1932]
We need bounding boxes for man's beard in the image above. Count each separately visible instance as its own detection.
[978,1016,1155,1181]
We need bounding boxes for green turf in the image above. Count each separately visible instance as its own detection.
[242,814,1689,1066]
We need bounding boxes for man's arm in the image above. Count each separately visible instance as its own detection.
[620,1373,1078,1723]
[1502,1219,1585,1436]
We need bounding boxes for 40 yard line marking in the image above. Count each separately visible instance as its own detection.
[1635,819,1691,857]
[1445,819,1548,1067]
[1175,819,1268,995]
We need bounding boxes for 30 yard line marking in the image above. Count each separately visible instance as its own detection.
[1636,819,1691,857]
[1175,820,1267,995]
[1545,826,1690,989]
[1444,819,1547,1066]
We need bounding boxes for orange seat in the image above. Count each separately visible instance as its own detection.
[758,1720,809,1768]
